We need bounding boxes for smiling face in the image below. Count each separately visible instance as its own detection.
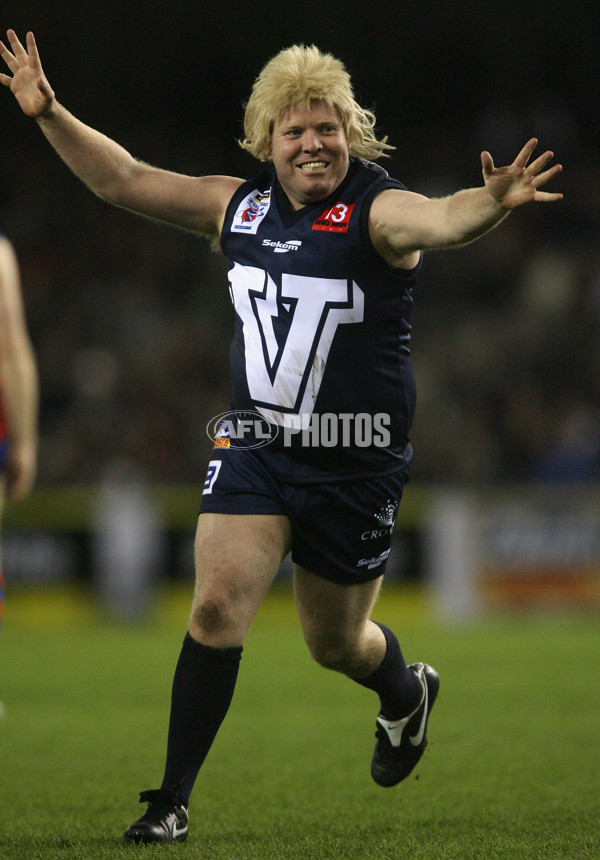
[264,100,350,210]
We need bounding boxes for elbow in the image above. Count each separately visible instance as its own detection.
[93,174,131,208]
[92,156,142,208]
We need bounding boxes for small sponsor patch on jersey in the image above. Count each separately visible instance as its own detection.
[262,239,302,253]
[312,202,355,233]
[213,420,231,449]
[231,188,272,234]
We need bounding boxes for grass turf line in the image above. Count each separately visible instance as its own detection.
[0,585,599,859]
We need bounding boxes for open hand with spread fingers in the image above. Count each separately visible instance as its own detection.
[0,29,55,118]
[481,138,562,210]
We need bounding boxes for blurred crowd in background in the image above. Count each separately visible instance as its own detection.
[1,1,598,489]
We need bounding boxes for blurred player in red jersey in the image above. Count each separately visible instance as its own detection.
[0,233,39,636]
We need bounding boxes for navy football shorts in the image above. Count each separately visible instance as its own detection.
[199,447,409,585]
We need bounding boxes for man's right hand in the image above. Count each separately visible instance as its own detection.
[0,30,55,118]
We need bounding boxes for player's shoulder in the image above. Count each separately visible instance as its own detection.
[221,166,276,238]
[348,159,411,207]
[0,233,17,271]
[359,159,391,179]
[231,164,274,195]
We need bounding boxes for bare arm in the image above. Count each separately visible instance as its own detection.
[0,30,243,237]
[370,139,563,269]
[0,237,38,499]
[38,102,242,236]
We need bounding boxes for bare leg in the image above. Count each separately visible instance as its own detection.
[293,565,422,715]
[293,565,386,678]
[189,512,292,646]
[161,513,292,802]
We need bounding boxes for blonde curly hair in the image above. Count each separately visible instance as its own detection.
[239,45,394,161]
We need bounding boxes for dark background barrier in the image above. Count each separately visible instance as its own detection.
[1,0,598,494]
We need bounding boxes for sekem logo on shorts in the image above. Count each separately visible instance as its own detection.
[357,549,390,569]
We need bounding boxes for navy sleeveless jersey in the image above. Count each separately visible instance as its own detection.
[219,157,420,480]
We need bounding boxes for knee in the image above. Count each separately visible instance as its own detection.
[189,597,232,640]
[306,635,356,674]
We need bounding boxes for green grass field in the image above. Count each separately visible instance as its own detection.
[0,584,598,859]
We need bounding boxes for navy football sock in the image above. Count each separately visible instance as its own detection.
[355,623,423,720]
[160,632,243,805]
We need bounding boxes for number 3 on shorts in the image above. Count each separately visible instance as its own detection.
[203,459,222,494]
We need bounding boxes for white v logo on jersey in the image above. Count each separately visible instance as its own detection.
[229,263,364,426]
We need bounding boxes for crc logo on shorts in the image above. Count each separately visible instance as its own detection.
[312,202,355,233]
[231,188,272,234]
[206,410,279,449]
[361,499,399,541]
[357,549,391,570]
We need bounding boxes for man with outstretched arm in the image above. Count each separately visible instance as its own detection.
[1,29,562,845]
